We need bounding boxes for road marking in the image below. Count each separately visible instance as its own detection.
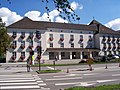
[46,66,54,70]
[97,79,118,83]
[46,77,82,81]
[53,74,78,78]
[112,74,120,76]
[83,73,99,76]
[56,82,80,86]
[0,79,36,83]
[76,82,96,86]
[0,82,38,85]
[0,85,40,89]
[38,83,47,86]
[0,77,34,80]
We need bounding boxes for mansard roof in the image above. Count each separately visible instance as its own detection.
[89,20,120,35]
[7,17,97,31]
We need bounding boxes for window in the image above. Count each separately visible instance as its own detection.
[71,43,74,48]
[30,41,33,46]
[70,35,74,41]
[21,52,25,56]
[21,32,25,36]
[50,43,53,47]
[61,52,65,57]
[13,41,17,45]
[36,31,41,39]
[38,41,41,46]
[12,52,16,57]
[61,43,64,48]
[13,32,17,36]
[60,34,64,38]
[21,41,25,45]
[49,34,53,38]
[80,43,83,48]
[89,35,92,41]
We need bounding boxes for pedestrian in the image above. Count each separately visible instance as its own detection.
[27,58,31,72]
[87,56,94,71]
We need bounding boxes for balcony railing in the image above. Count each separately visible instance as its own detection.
[102,38,106,41]
[11,44,17,49]
[108,38,111,42]
[89,38,92,41]
[29,35,34,39]
[60,38,64,41]
[36,35,41,39]
[12,35,17,39]
[49,37,53,41]
[29,45,33,49]
[20,35,25,39]
[20,45,25,49]
[11,55,16,60]
[80,38,83,42]
[20,56,25,60]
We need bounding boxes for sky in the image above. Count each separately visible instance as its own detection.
[0,0,120,31]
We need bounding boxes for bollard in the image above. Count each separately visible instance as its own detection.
[105,64,108,69]
[66,68,69,73]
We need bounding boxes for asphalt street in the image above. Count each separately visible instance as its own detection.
[0,63,120,90]
[32,63,120,90]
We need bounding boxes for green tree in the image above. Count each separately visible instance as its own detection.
[0,18,11,60]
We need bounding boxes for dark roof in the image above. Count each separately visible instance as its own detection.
[89,20,120,35]
[7,17,97,31]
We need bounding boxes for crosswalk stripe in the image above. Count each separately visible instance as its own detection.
[0,82,38,85]
[0,85,40,89]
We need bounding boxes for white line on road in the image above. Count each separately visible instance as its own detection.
[112,74,120,76]
[53,74,78,78]
[0,85,40,89]
[0,79,36,83]
[46,66,54,70]
[83,73,99,76]
[97,79,118,83]
[0,82,38,86]
[46,77,83,81]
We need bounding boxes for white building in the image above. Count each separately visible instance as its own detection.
[6,17,120,62]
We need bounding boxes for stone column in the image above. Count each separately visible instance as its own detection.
[70,52,72,59]
[80,52,83,59]
[59,52,61,60]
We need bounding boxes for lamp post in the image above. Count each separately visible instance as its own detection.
[37,46,42,71]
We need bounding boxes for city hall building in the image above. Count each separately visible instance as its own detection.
[6,17,120,62]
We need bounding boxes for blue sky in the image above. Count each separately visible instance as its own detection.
[0,0,120,30]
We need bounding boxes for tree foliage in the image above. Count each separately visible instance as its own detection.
[0,20,11,57]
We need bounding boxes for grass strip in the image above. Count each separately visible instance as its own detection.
[65,84,120,90]
[36,69,61,74]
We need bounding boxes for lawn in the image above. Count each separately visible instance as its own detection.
[65,84,120,90]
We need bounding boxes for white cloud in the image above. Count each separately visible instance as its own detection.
[0,7,67,26]
[69,1,83,12]
[105,18,120,31]
[25,11,41,21]
[0,7,23,26]
[55,17,68,23]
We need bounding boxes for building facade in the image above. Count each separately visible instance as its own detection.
[6,17,120,62]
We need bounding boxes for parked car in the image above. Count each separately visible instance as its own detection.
[112,55,119,59]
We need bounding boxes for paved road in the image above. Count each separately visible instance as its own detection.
[32,63,120,90]
[0,66,50,90]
